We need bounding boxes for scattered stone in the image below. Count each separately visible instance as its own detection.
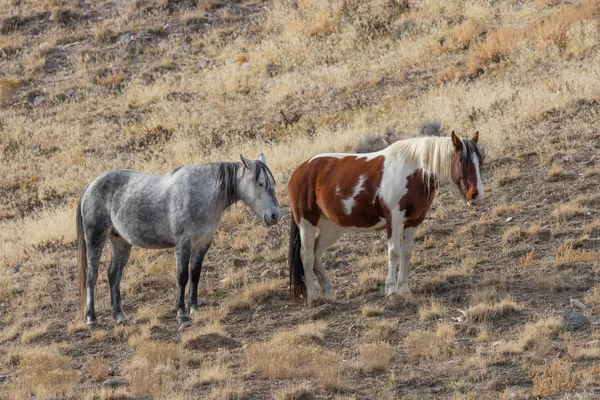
[562,310,590,331]
[570,299,587,310]
[102,377,128,388]
[0,374,8,383]
[492,339,508,347]
[39,42,50,51]
[452,308,467,323]
[183,333,240,352]
[197,59,211,69]
[233,259,248,267]
[42,58,59,73]
[117,32,134,45]
[266,63,281,77]
[320,89,338,101]
[13,262,22,272]
[505,217,513,222]
[33,95,45,107]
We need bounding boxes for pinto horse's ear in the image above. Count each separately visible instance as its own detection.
[471,131,479,144]
[257,152,266,163]
[451,131,463,151]
[240,154,256,171]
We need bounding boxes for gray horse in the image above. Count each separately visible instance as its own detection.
[77,154,281,328]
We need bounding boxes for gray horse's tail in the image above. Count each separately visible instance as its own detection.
[77,189,87,321]
[289,217,306,302]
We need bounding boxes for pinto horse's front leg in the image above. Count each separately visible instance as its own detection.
[175,238,192,323]
[396,226,416,294]
[385,211,405,297]
[299,219,320,306]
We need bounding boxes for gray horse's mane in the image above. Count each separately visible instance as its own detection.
[215,161,276,206]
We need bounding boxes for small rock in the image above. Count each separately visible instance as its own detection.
[33,95,45,107]
[13,262,22,272]
[31,145,41,151]
[266,63,281,77]
[492,339,508,347]
[562,310,590,331]
[39,42,50,51]
[117,32,134,45]
[320,89,338,101]
[505,217,513,222]
[197,59,211,69]
[0,374,7,383]
[42,58,59,73]
[233,259,248,267]
[570,299,587,310]
[102,377,128,388]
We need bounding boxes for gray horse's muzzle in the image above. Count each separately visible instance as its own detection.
[263,209,281,226]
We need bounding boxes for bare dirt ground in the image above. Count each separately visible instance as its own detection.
[1,0,600,399]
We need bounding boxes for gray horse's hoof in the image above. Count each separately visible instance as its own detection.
[87,321,98,330]
[178,311,191,324]
[190,307,199,316]
[115,313,130,325]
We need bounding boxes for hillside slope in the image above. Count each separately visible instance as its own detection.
[1,0,600,398]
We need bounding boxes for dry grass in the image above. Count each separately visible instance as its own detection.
[128,341,180,396]
[225,279,282,310]
[18,347,79,398]
[187,360,230,387]
[209,382,246,400]
[584,286,600,312]
[493,167,520,188]
[361,304,385,317]
[363,319,396,342]
[552,200,589,221]
[467,298,522,322]
[273,383,312,400]
[517,249,536,269]
[532,359,578,398]
[555,243,599,266]
[359,341,394,371]
[67,320,87,334]
[418,297,446,321]
[21,323,48,344]
[404,322,457,362]
[490,204,522,218]
[90,357,110,382]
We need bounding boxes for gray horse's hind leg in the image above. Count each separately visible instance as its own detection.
[176,238,192,323]
[188,243,211,316]
[108,232,132,324]
[85,229,108,329]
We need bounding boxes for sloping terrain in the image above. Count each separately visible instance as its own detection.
[1,0,600,399]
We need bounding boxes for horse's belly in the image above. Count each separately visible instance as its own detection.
[345,218,386,233]
[112,217,176,249]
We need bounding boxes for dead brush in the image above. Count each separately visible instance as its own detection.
[128,341,181,397]
[466,298,522,322]
[359,341,394,371]
[418,297,446,321]
[363,319,396,342]
[18,347,79,398]
[554,242,599,266]
[531,359,578,398]
[225,278,282,311]
[404,322,457,361]
[0,77,19,107]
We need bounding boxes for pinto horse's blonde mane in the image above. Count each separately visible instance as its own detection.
[384,136,455,185]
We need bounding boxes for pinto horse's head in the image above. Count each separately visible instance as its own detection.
[450,131,485,206]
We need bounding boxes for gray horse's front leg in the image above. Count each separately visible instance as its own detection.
[176,238,192,323]
[108,233,132,324]
[188,243,211,316]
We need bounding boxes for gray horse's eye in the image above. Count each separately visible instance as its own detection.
[258,182,264,188]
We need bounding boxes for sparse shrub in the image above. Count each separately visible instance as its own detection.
[90,357,110,382]
[0,77,19,107]
[361,304,385,317]
[467,298,522,322]
[532,359,578,398]
[418,297,446,321]
[19,348,79,398]
[225,279,281,310]
[360,341,394,371]
[404,323,457,361]
[555,243,598,266]
[273,383,312,400]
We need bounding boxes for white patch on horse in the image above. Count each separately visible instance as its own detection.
[335,184,341,196]
[342,175,366,215]
[472,153,485,201]
[345,217,386,232]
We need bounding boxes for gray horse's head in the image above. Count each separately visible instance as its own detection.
[239,153,281,226]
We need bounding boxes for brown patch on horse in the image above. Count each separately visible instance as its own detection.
[399,171,437,229]
[288,155,386,228]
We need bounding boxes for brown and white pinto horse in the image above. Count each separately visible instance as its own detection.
[288,131,484,305]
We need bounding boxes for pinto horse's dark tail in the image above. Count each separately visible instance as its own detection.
[77,190,87,321]
[289,217,306,302]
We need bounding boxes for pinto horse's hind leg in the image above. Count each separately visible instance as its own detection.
[175,238,192,323]
[314,218,345,298]
[396,227,416,294]
[299,219,320,306]
[108,232,132,324]
[85,229,108,328]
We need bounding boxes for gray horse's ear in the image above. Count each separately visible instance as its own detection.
[240,154,256,171]
[257,152,266,163]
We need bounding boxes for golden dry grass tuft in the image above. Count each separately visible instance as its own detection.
[532,359,578,398]
[418,297,446,321]
[359,341,394,371]
[18,347,79,398]
[225,279,282,310]
[404,322,457,362]
[363,319,396,342]
[128,341,180,396]
[467,298,522,322]
[555,242,599,266]
[361,304,385,317]
[273,383,312,400]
